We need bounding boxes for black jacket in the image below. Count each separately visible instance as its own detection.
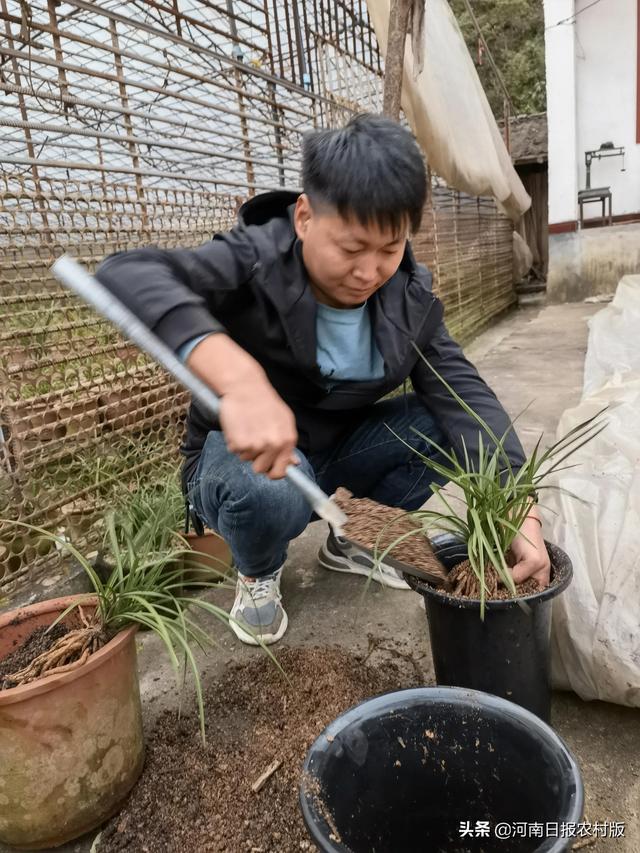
[96,190,526,488]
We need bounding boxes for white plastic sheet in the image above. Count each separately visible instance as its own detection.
[365,0,531,221]
[546,275,640,706]
[513,231,533,281]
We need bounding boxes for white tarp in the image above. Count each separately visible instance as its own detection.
[365,0,531,221]
[546,276,640,706]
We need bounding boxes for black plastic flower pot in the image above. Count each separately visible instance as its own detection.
[299,687,583,853]
[408,534,573,723]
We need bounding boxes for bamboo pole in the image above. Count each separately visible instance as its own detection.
[382,0,412,119]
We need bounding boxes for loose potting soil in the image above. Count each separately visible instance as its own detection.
[0,623,69,689]
[448,559,544,601]
[97,644,422,853]
[333,488,449,585]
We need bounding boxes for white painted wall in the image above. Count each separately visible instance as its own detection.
[545,0,639,223]
[574,0,639,217]
[544,0,578,224]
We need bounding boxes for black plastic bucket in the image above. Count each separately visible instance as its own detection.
[407,534,573,722]
[299,687,583,853]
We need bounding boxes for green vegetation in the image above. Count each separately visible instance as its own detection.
[449,0,546,116]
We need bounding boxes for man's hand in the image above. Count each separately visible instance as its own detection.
[508,505,550,588]
[219,380,298,479]
[187,334,298,479]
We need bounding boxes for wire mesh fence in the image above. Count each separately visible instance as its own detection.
[0,0,515,594]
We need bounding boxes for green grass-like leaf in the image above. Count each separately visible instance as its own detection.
[1,512,283,742]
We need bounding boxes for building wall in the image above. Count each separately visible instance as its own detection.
[575,0,639,217]
[544,0,579,225]
[544,0,640,298]
[546,222,640,302]
[545,0,639,225]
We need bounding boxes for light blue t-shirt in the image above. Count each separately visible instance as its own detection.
[315,302,384,383]
[177,302,385,384]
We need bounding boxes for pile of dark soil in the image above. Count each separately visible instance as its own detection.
[0,623,69,689]
[98,644,422,853]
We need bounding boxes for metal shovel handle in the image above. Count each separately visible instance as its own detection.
[51,255,346,530]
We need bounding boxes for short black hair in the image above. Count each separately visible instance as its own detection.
[301,113,426,235]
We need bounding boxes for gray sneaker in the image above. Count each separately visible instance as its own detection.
[318,531,411,590]
[229,567,288,645]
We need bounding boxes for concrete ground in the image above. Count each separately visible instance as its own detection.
[8,301,640,852]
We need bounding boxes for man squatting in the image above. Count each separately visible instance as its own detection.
[97,114,548,646]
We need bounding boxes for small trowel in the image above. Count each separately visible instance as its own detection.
[330,489,452,590]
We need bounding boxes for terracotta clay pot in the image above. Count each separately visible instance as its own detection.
[0,596,145,849]
[181,530,233,585]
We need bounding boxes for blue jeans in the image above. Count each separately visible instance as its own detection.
[187,394,449,577]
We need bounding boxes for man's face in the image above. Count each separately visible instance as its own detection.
[293,194,407,308]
